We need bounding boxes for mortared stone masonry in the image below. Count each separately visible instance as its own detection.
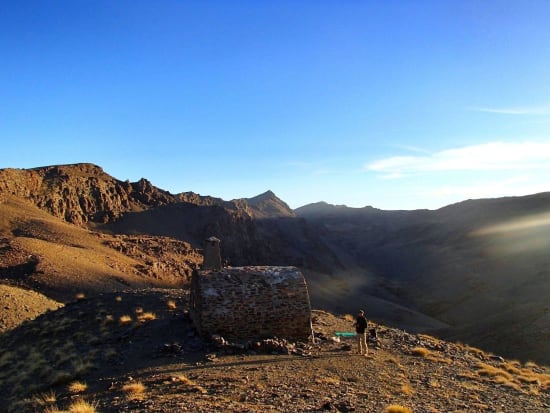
[189,266,313,341]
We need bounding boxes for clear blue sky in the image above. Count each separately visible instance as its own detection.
[3,1,550,210]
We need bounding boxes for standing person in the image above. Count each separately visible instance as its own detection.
[354,310,368,355]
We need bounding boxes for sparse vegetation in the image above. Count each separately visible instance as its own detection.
[400,383,414,396]
[343,313,355,322]
[476,362,513,380]
[122,381,146,400]
[525,360,539,369]
[411,347,431,357]
[315,376,341,386]
[410,346,452,364]
[67,399,98,413]
[175,375,208,394]
[138,311,156,322]
[385,355,403,369]
[72,359,95,376]
[119,315,133,324]
[43,398,98,413]
[384,405,412,413]
[68,381,88,393]
[1,292,548,412]
[34,390,57,406]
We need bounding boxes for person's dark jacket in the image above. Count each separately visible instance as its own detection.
[355,315,368,334]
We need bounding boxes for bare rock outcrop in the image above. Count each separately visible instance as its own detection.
[0,164,177,225]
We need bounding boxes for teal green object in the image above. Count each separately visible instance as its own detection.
[335,332,356,337]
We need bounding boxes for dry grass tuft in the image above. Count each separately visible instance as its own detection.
[473,361,550,393]
[122,381,146,400]
[525,360,539,369]
[103,314,114,324]
[385,355,403,369]
[67,399,98,413]
[476,362,512,380]
[384,405,412,413]
[315,376,341,386]
[35,390,57,406]
[502,362,522,375]
[430,355,452,364]
[343,313,355,322]
[72,359,95,376]
[138,312,156,322]
[174,375,208,394]
[68,381,88,393]
[501,380,522,392]
[400,383,414,396]
[411,347,431,357]
[119,315,133,325]
[465,345,486,357]
[428,378,440,388]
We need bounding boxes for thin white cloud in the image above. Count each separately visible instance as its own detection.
[425,175,536,199]
[367,142,550,176]
[471,106,550,115]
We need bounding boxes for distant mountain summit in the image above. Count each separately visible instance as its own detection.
[245,190,295,219]
[0,163,294,225]
[295,201,379,218]
[0,163,330,269]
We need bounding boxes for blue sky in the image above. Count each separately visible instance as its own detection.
[2,1,550,210]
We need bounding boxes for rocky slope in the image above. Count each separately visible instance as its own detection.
[0,164,317,267]
[1,163,550,365]
[0,290,548,412]
[0,195,203,302]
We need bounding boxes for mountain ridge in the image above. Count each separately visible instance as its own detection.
[1,163,550,365]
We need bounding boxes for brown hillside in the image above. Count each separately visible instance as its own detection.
[0,284,62,332]
[0,290,548,412]
[0,195,202,303]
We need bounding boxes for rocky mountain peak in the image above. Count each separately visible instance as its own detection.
[245,190,295,219]
[0,164,178,226]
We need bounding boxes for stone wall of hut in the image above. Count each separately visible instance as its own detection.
[189,266,312,341]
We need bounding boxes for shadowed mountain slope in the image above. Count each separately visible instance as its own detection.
[296,194,550,363]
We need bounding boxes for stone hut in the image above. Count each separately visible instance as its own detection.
[189,265,313,341]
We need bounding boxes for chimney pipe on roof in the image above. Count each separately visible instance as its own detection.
[202,236,222,270]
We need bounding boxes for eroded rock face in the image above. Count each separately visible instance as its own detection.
[0,164,337,272]
[103,235,203,283]
[0,164,176,225]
